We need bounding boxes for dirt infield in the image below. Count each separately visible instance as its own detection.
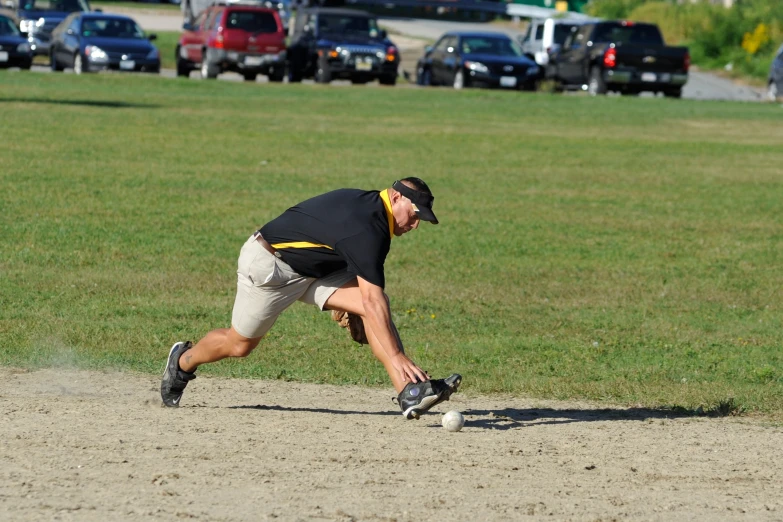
[1,367,781,521]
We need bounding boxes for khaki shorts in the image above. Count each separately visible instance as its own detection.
[231,235,356,339]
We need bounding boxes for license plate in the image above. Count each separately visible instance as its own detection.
[659,73,671,83]
[120,60,135,70]
[641,72,657,82]
[244,56,264,66]
[0,51,8,62]
[355,61,372,71]
[500,76,517,88]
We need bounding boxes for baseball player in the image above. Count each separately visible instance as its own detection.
[161,177,461,418]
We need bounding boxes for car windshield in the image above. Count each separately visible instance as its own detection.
[592,23,664,45]
[20,0,90,12]
[0,15,21,35]
[81,17,145,38]
[317,14,379,38]
[461,36,523,57]
[226,10,277,33]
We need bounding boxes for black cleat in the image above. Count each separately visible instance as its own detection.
[160,341,196,407]
[397,374,462,420]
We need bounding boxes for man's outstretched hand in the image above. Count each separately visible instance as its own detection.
[392,352,429,385]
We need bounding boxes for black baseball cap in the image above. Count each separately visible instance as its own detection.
[392,178,439,225]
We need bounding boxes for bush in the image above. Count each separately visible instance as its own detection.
[585,0,647,19]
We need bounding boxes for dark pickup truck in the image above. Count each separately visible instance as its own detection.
[283,7,399,85]
[551,20,689,98]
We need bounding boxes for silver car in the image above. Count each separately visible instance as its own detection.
[768,43,783,101]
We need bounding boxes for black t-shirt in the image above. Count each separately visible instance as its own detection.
[259,188,394,288]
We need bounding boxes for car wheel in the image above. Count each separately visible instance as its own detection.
[243,72,257,82]
[453,69,465,90]
[268,65,284,82]
[50,49,63,72]
[664,88,682,99]
[379,74,396,86]
[287,64,302,83]
[200,58,218,79]
[315,61,331,84]
[768,80,779,102]
[588,66,607,96]
[175,47,190,77]
[20,59,32,70]
[74,53,88,75]
[417,66,431,86]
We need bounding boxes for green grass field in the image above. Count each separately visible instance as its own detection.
[1,71,781,416]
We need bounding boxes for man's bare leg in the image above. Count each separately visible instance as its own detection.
[178,326,263,372]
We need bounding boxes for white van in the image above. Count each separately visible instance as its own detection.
[520,16,596,66]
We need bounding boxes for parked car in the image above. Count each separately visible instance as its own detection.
[768,43,783,101]
[7,0,92,56]
[520,16,595,68]
[0,9,32,68]
[182,0,289,31]
[551,20,689,98]
[49,13,160,74]
[284,7,399,85]
[176,3,285,81]
[416,31,540,90]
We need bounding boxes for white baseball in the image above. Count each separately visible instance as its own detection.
[442,410,465,432]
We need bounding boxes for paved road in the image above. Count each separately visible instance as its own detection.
[55,8,768,101]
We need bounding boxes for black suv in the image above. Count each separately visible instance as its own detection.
[284,7,399,85]
[11,0,92,57]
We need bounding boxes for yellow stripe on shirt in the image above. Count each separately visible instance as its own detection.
[379,189,394,239]
[270,241,334,250]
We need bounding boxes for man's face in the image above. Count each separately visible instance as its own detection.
[391,195,420,236]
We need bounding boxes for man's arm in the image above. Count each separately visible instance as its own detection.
[357,276,428,384]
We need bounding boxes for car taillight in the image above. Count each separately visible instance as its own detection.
[214,27,224,49]
[603,47,617,68]
[621,20,634,27]
[684,52,690,72]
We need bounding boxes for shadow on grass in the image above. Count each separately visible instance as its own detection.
[0,97,158,108]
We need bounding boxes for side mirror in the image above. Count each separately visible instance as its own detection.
[424,45,433,54]
[94,7,101,12]
[148,33,157,41]
[182,22,194,31]
[378,28,386,39]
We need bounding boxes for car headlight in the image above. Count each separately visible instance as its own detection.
[527,65,540,76]
[85,45,108,62]
[464,61,488,74]
[146,48,159,60]
[19,19,35,33]
[17,42,31,53]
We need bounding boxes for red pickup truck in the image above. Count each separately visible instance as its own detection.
[175,3,285,82]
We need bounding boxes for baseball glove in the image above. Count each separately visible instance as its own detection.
[331,310,368,345]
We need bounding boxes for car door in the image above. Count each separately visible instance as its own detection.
[426,35,448,84]
[432,35,457,84]
[181,10,206,62]
[60,14,82,66]
[557,24,591,85]
[442,36,462,85]
[774,44,783,86]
